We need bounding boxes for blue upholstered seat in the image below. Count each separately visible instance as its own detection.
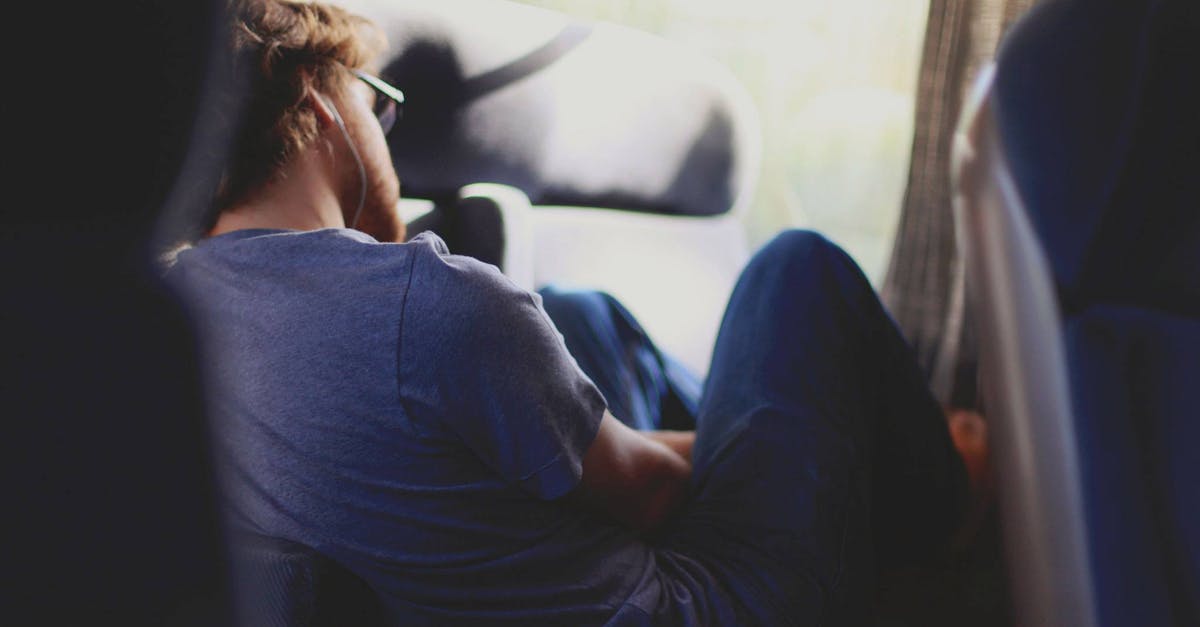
[955,0,1199,624]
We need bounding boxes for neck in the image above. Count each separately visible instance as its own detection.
[210,149,349,236]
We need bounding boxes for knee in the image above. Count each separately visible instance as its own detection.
[538,284,598,313]
[751,229,855,277]
[537,285,613,326]
[767,229,836,258]
[738,230,875,305]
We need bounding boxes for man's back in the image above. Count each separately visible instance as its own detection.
[169,228,670,623]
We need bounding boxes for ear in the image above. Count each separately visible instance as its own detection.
[306,87,338,129]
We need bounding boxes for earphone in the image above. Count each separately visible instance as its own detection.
[320,94,368,230]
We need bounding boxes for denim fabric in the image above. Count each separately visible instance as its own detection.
[538,286,702,433]
[542,230,967,625]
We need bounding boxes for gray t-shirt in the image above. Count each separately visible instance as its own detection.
[168,228,695,624]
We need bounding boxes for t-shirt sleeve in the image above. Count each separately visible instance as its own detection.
[398,233,607,500]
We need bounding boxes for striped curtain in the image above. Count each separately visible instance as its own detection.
[881,0,1037,407]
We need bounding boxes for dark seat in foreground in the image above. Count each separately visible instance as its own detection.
[232,533,386,627]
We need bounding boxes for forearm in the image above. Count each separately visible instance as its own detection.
[571,415,693,533]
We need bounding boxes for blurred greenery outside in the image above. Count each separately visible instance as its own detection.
[516,0,930,284]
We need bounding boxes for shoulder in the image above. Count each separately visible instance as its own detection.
[401,232,552,349]
[405,231,532,314]
[170,228,436,312]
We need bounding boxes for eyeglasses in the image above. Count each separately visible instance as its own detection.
[353,70,405,135]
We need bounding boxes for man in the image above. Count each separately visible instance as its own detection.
[169,1,969,624]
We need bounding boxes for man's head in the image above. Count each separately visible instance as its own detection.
[214,0,403,240]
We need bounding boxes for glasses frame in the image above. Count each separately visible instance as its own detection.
[353,70,405,135]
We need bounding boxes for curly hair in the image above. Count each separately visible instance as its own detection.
[217,0,385,212]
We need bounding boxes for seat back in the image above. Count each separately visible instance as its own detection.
[953,0,1199,624]
[232,533,387,627]
[340,0,761,376]
[341,0,759,219]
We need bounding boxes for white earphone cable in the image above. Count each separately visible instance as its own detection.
[322,95,368,230]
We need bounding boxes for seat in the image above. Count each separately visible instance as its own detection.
[340,0,761,378]
[231,533,387,627]
[5,0,245,623]
[951,0,1199,624]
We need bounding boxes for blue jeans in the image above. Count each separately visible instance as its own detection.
[539,230,967,625]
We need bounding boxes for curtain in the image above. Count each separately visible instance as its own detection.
[881,0,1037,407]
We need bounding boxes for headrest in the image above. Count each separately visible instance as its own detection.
[342,0,759,217]
[993,0,1199,316]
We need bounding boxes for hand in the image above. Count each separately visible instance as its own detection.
[570,414,692,533]
[643,430,695,464]
[355,201,406,243]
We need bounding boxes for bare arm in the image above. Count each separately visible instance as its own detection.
[566,412,693,533]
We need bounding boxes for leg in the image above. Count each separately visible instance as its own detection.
[537,286,700,432]
[667,230,967,624]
